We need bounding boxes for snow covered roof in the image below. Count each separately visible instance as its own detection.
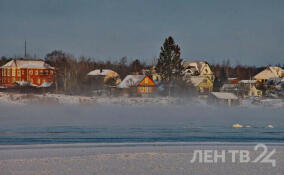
[211,92,238,100]
[254,67,284,80]
[117,75,146,88]
[182,61,208,73]
[1,59,54,69]
[189,76,206,86]
[239,80,257,84]
[88,69,116,76]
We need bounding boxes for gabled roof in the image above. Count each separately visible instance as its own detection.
[211,92,238,100]
[117,75,146,88]
[239,80,257,84]
[182,61,209,73]
[254,66,284,80]
[1,59,54,69]
[189,76,207,86]
[88,69,116,76]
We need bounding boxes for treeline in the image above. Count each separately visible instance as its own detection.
[0,50,283,94]
[0,50,148,94]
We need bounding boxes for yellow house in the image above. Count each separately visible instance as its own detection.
[253,66,284,84]
[189,76,213,92]
[248,86,262,97]
[182,61,215,81]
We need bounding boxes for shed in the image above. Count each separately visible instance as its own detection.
[210,92,238,106]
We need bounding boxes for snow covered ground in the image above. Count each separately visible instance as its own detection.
[0,92,181,105]
[0,92,283,108]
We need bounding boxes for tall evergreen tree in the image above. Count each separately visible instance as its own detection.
[155,36,183,81]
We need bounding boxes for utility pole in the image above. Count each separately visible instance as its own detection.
[24,40,27,58]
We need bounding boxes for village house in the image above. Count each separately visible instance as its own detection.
[87,69,121,86]
[220,79,262,97]
[149,66,162,81]
[188,76,213,93]
[238,80,262,97]
[0,59,55,88]
[87,69,121,95]
[182,61,215,81]
[209,92,239,106]
[117,75,156,96]
[253,66,284,84]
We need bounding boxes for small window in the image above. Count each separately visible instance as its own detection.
[145,87,148,93]
[45,70,49,74]
[145,78,148,84]
[22,70,24,75]
[37,79,41,84]
[35,70,38,75]
[140,87,144,92]
[29,70,33,75]
[7,69,10,76]
[17,70,21,76]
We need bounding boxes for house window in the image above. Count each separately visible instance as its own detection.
[35,70,38,75]
[45,70,49,74]
[145,87,148,93]
[37,79,41,84]
[29,70,33,75]
[12,69,15,76]
[3,70,6,76]
[12,77,15,82]
[17,70,21,77]
[22,70,24,75]
[140,87,144,92]
[40,70,43,74]
[7,69,10,76]
[145,78,148,84]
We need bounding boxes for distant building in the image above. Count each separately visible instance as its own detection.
[253,66,284,84]
[239,80,262,97]
[117,75,156,96]
[189,76,213,93]
[209,92,239,106]
[149,66,162,81]
[0,59,55,88]
[221,80,262,97]
[87,69,121,86]
[182,61,215,81]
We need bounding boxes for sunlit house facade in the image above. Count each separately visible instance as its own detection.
[0,59,55,88]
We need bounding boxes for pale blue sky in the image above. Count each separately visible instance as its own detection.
[0,0,284,65]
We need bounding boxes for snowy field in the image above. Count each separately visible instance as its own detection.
[0,142,283,175]
[0,92,283,108]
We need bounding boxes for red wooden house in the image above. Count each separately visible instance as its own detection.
[0,59,55,88]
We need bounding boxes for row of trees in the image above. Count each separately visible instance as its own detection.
[0,36,282,95]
